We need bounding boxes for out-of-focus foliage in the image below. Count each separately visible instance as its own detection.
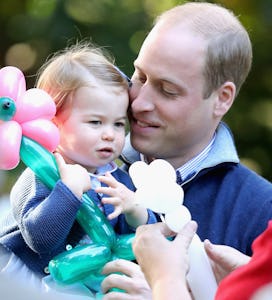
[0,0,271,195]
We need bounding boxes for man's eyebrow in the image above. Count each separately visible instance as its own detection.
[132,62,182,87]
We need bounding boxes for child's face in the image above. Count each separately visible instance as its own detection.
[55,83,129,173]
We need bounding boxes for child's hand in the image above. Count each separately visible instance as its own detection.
[96,172,136,220]
[54,152,91,199]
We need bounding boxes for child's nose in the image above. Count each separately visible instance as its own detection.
[102,127,114,141]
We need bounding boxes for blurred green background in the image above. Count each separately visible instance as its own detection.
[0,0,271,197]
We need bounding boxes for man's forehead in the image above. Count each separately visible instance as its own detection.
[135,26,206,67]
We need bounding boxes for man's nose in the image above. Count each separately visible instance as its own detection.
[130,84,155,113]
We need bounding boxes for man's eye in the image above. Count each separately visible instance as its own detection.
[138,77,146,84]
[132,74,146,84]
[161,84,179,97]
[163,89,178,96]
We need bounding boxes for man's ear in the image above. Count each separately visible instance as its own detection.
[213,81,236,118]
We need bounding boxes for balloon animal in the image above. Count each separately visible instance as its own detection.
[0,66,135,295]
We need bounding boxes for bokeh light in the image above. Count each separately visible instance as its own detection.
[5,43,37,71]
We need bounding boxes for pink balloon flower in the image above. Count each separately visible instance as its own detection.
[0,66,59,170]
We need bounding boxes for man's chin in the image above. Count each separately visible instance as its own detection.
[131,136,156,156]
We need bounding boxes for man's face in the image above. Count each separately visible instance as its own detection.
[129,24,219,169]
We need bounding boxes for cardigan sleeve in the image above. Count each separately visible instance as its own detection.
[10,168,82,253]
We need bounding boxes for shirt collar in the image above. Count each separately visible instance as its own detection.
[176,134,216,182]
[89,161,118,190]
[139,136,216,182]
[89,161,117,177]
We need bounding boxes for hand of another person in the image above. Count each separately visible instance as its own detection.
[54,152,91,199]
[133,222,197,291]
[101,259,152,300]
[204,239,251,284]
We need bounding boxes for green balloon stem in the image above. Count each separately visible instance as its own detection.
[112,234,135,260]
[77,194,116,248]
[49,244,111,284]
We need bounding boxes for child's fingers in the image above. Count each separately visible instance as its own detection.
[96,186,114,196]
[98,172,118,188]
[98,176,112,186]
[107,207,122,220]
[101,197,120,206]
[54,152,66,169]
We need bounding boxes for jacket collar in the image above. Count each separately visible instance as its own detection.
[121,122,239,172]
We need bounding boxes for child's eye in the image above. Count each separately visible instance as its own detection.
[115,122,125,128]
[89,120,101,125]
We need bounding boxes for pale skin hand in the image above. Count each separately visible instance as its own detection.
[54,152,91,199]
[100,222,197,300]
[133,221,197,300]
[204,239,251,284]
[101,259,152,300]
[96,172,148,227]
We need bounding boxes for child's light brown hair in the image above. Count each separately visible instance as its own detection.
[36,42,130,115]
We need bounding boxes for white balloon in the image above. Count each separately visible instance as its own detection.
[149,159,177,183]
[129,159,179,189]
[187,235,218,300]
[135,183,183,213]
[130,159,217,300]
[165,205,192,232]
[129,161,149,188]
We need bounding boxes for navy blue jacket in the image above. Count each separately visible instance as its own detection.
[121,122,272,256]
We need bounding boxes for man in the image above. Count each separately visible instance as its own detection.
[101,2,272,298]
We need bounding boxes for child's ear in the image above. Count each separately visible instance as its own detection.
[213,81,236,117]
[52,116,59,127]
[52,115,64,128]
